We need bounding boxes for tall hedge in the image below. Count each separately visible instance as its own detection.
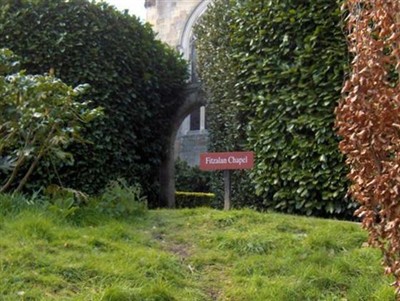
[195,0,260,209]
[196,0,355,217]
[0,0,187,204]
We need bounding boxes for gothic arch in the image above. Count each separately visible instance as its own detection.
[160,1,211,208]
[177,0,211,135]
[160,83,206,208]
[179,0,212,61]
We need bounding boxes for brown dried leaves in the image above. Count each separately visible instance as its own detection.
[336,0,400,295]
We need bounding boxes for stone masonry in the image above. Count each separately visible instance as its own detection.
[146,0,203,47]
[145,0,210,166]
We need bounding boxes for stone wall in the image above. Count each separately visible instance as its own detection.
[146,0,209,166]
[146,0,202,47]
[176,131,208,166]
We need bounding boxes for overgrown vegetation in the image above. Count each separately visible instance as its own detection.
[0,194,395,300]
[195,0,353,217]
[0,0,187,205]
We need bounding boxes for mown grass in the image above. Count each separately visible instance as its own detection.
[0,202,396,300]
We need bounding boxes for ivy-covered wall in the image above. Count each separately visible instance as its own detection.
[195,0,355,217]
[0,0,188,205]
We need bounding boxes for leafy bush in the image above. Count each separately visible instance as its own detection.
[44,185,89,219]
[175,191,215,208]
[195,0,354,217]
[0,48,102,193]
[95,179,147,218]
[0,0,187,204]
[175,159,211,192]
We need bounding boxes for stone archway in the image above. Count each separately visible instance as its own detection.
[159,83,206,208]
[157,0,212,208]
[177,0,211,138]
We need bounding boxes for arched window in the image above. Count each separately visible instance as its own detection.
[189,35,198,83]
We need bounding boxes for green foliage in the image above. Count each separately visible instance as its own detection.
[175,191,215,208]
[44,184,89,218]
[0,48,19,74]
[0,180,147,222]
[195,0,260,210]
[195,0,354,217]
[0,192,43,216]
[0,0,187,204]
[0,48,102,193]
[175,159,211,192]
[95,179,147,218]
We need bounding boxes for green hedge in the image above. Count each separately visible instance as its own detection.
[175,191,215,209]
[195,0,262,210]
[195,0,355,217]
[0,0,187,205]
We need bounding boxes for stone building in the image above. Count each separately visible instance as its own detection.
[145,0,212,166]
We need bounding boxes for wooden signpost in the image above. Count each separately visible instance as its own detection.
[199,151,254,210]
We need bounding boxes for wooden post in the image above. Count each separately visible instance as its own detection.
[224,170,231,210]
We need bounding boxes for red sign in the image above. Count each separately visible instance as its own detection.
[200,151,254,171]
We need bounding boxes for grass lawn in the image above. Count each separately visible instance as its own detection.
[0,206,396,300]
